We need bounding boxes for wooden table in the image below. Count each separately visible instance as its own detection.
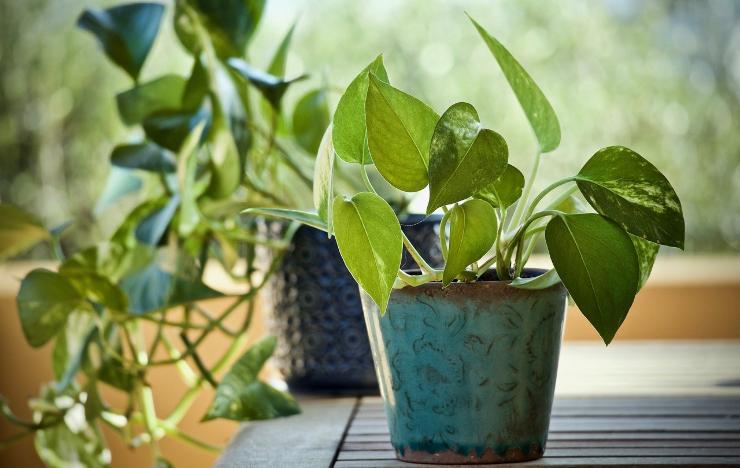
[217,342,740,467]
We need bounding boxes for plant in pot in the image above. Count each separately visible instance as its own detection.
[249,14,685,465]
[0,0,332,465]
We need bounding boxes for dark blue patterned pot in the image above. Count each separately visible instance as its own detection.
[268,214,442,393]
[361,269,567,464]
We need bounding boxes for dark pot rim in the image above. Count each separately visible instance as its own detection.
[396,267,566,295]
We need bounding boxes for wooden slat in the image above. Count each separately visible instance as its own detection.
[215,396,357,468]
[334,457,740,467]
[343,432,740,443]
[341,440,740,451]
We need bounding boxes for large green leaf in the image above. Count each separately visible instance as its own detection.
[0,204,50,260]
[332,55,388,164]
[443,199,497,285]
[77,3,164,80]
[313,125,335,227]
[293,89,330,154]
[365,75,438,192]
[120,263,224,315]
[475,164,525,209]
[177,0,266,58]
[111,143,176,173]
[227,58,307,110]
[632,235,659,290]
[267,23,296,77]
[546,213,639,344]
[116,75,186,125]
[243,208,327,232]
[427,102,508,213]
[204,336,300,421]
[143,107,210,152]
[469,15,560,153]
[575,146,684,249]
[332,193,402,312]
[17,269,88,347]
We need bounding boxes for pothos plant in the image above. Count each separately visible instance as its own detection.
[250,14,685,346]
[0,1,336,466]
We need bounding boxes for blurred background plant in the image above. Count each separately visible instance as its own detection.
[2,0,738,253]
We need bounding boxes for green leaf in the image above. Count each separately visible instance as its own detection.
[242,208,328,232]
[116,75,186,125]
[443,199,497,285]
[52,312,96,391]
[111,143,176,173]
[64,271,128,311]
[60,242,154,284]
[313,125,335,229]
[143,107,210,152]
[468,15,560,153]
[206,108,242,199]
[475,164,525,209]
[427,102,508,213]
[94,167,142,214]
[183,57,209,110]
[135,196,180,246]
[575,146,685,249]
[554,193,589,214]
[510,268,561,290]
[632,235,659,290]
[204,336,300,421]
[293,89,331,154]
[332,55,389,164]
[77,3,164,80]
[178,0,266,58]
[545,213,639,344]
[120,263,224,315]
[17,269,88,348]
[267,23,296,77]
[0,204,50,260]
[332,192,402,312]
[365,75,439,192]
[227,58,307,110]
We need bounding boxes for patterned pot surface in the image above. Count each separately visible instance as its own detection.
[268,215,442,392]
[361,269,567,464]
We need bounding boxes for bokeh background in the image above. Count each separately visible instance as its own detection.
[2,0,740,253]
[1,1,739,467]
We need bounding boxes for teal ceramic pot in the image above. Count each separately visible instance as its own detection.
[361,269,567,464]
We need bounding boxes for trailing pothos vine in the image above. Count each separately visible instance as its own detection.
[250,14,686,345]
[0,0,338,466]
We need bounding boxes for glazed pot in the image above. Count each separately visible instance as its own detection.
[267,214,442,392]
[361,269,567,464]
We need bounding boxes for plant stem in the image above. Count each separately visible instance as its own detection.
[161,424,223,453]
[522,176,576,223]
[439,210,451,261]
[402,234,435,274]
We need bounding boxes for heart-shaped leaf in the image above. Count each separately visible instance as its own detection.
[632,235,659,290]
[443,199,497,285]
[227,58,307,110]
[475,164,524,209]
[510,268,561,290]
[427,102,508,213]
[365,75,439,192]
[111,143,176,173]
[293,89,330,154]
[0,204,50,260]
[78,3,164,80]
[17,269,88,347]
[313,125,335,228]
[116,75,186,125]
[332,55,388,164]
[176,0,266,58]
[204,336,300,421]
[332,192,402,312]
[575,146,685,248]
[546,213,639,344]
[469,15,560,153]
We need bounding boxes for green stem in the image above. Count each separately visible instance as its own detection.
[180,332,217,388]
[161,424,222,453]
[402,234,435,274]
[439,210,451,261]
[505,210,563,277]
[522,176,576,223]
